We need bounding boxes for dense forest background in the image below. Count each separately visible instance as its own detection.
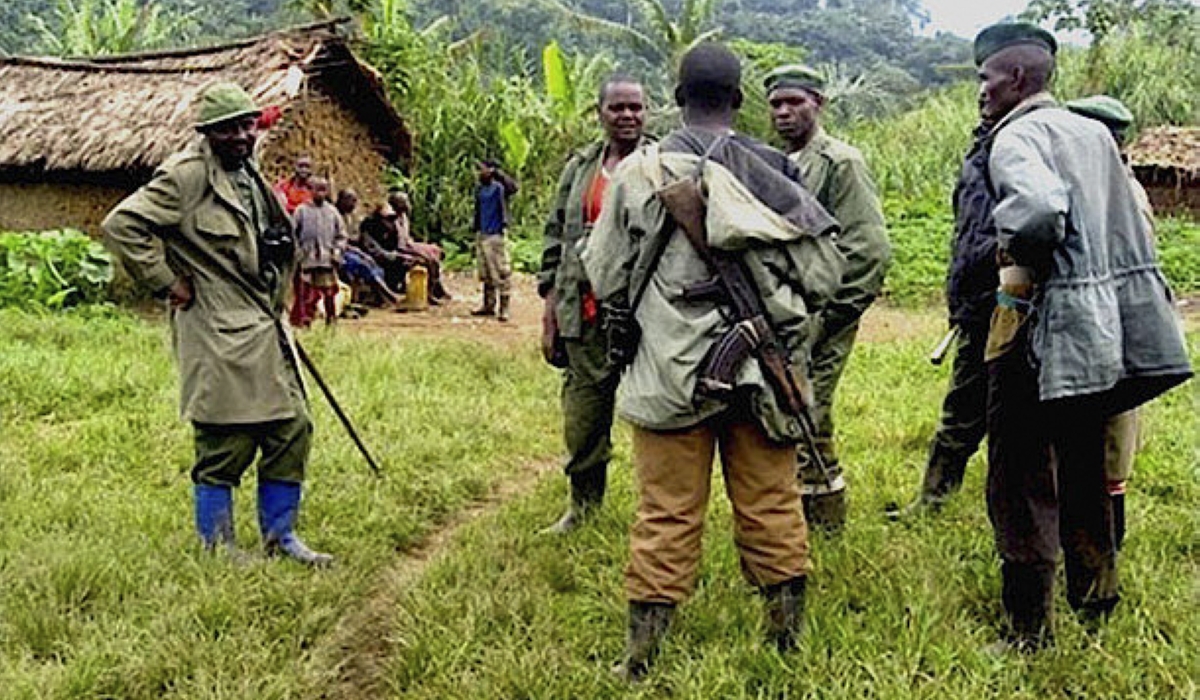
[1,0,971,90]
[2,0,1197,296]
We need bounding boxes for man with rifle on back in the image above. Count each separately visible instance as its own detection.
[103,82,333,566]
[583,43,844,680]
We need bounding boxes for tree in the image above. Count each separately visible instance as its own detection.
[1023,0,1199,125]
[1020,0,1196,43]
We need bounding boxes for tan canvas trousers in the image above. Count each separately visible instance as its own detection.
[476,234,512,294]
[626,417,811,604]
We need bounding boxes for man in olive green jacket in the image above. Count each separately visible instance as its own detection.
[103,82,332,566]
[537,74,649,534]
[766,64,892,530]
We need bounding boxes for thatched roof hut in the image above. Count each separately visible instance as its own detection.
[0,19,411,235]
[1127,126,1200,217]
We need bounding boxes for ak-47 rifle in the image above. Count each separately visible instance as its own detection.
[656,167,836,488]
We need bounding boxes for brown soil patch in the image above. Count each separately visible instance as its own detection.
[312,457,557,700]
[337,271,541,348]
[338,272,952,347]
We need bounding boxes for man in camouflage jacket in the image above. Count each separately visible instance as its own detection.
[537,75,651,534]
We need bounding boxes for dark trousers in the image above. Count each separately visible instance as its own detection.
[986,336,1118,637]
[192,413,313,487]
[561,321,620,504]
[922,322,989,500]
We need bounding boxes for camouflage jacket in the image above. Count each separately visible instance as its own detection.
[583,129,844,442]
[538,137,651,339]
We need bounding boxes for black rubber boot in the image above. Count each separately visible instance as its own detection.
[986,562,1054,654]
[542,472,605,535]
[471,285,496,316]
[802,488,847,532]
[497,294,512,322]
[886,449,967,521]
[613,601,674,682]
[763,576,807,651]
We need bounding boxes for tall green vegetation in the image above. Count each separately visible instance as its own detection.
[356,1,611,266]
[27,0,194,56]
[1023,0,1200,125]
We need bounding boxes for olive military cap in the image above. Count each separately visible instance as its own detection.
[973,22,1058,66]
[1065,94,1134,129]
[195,82,261,130]
[763,64,826,95]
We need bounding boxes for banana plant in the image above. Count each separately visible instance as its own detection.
[28,0,192,56]
[536,0,724,69]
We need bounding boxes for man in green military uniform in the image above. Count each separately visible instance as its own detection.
[765,64,891,529]
[103,82,332,566]
[538,74,649,534]
[1064,94,1150,553]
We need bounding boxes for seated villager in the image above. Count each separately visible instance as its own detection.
[359,203,417,293]
[387,190,451,302]
[335,190,401,307]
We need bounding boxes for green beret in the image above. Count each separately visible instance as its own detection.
[195,82,261,129]
[763,64,825,95]
[973,22,1058,66]
[1065,94,1134,128]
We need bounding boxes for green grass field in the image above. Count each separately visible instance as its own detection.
[0,308,1195,699]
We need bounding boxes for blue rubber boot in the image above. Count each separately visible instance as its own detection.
[257,480,333,567]
[194,484,236,550]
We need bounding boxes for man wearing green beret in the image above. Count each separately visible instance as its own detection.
[764,63,891,531]
[1066,94,1153,555]
[971,23,1190,651]
[103,82,333,567]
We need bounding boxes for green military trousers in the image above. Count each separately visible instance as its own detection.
[561,320,620,505]
[192,410,313,487]
[796,317,860,494]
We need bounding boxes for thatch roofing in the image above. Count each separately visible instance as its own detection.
[0,19,410,178]
[1127,126,1200,180]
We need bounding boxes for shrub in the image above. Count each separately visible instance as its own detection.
[0,229,114,310]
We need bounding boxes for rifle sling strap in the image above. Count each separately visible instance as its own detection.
[629,135,729,316]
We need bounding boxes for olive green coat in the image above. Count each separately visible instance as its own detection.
[791,128,890,328]
[103,139,302,425]
[538,138,651,339]
[583,145,844,443]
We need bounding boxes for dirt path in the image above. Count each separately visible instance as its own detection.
[338,272,951,346]
[312,456,558,700]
